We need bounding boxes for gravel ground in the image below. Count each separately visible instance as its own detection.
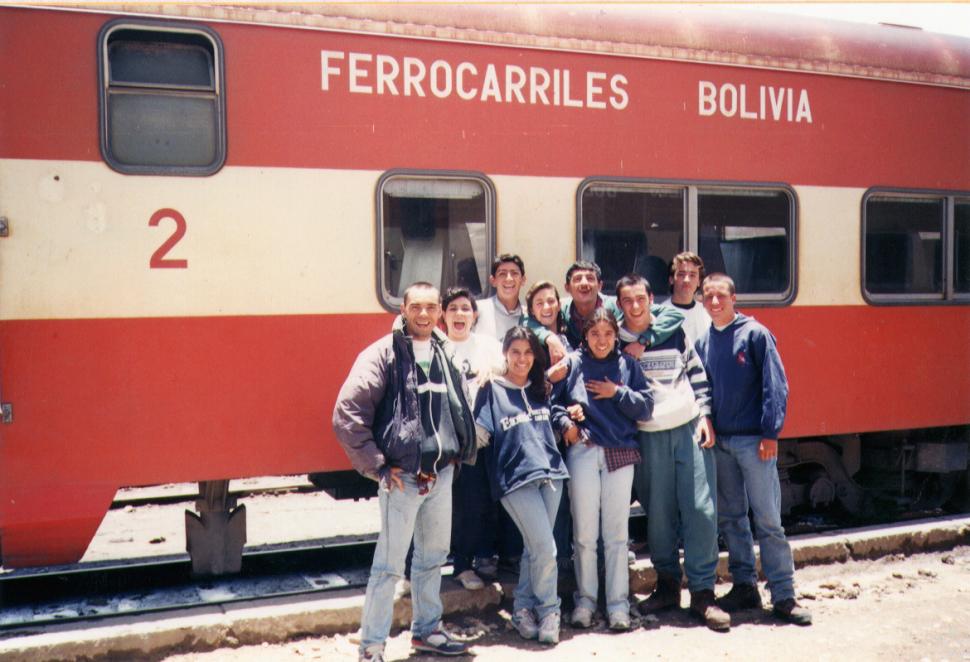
[160,545,970,662]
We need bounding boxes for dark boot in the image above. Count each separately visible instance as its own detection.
[637,573,681,614]
[717,582,762,612]
[773,598,812,626]
[689,589,731,631]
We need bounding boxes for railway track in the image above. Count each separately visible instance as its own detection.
[0,538,376,632]
[1,485,960,635]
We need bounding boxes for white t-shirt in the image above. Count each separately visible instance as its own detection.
[449,333,504,402]
[664,298,712,343]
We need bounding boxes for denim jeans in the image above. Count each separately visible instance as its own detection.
[359,464,454,653]
[715,435,795,604]
[567,442,634,617]
[636,419,719,592]
[500,478,563,619]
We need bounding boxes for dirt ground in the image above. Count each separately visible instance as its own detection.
[162,545,970,662]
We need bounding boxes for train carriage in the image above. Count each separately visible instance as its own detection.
[0,4,968,570]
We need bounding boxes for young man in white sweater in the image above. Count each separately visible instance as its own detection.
[616,274,728,632]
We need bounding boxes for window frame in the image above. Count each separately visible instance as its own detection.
[97,19,227,176]
[861,187,970,306]
[576,177,798,306]
[375,169,497,312]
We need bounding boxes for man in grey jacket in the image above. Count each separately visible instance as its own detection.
[333,282,476,662]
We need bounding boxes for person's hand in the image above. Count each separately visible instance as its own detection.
[562,424,580,445]
[567,403,585,422]
[380,466,405,491]
[546,335,567,364]
[623,342,644,359]
[586,377,618,400]
[759,439,778,461]
[546,358,568,384]
[696,417,715,449]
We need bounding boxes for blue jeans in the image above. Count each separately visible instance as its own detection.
[500,478,563,619]
[360,464,454,653]
[567,442,634,617]
[715,435,795,604]
[636,419,719,592]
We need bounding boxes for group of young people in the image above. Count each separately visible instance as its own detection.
[333,251,811,662]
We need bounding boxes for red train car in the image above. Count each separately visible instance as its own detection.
[0,4,968,570]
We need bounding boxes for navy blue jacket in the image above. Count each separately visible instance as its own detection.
[551,347,653,449]
[474,377,569,500]
[695,313,789,440]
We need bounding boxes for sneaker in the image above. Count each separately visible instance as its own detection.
[689,589,731,632]
[637,573,681,614]
[512,608,538,639]
[716,582,761,612]
[359,644,385,662]
[608,611,631,631]
[537,611,560,645]
[570,605,594,628]
[411,624,468,656]
[773,598,813,626]
[455,569,485,591]
[474,557,498,580]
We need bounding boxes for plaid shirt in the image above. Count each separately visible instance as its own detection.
[602,445,641,472]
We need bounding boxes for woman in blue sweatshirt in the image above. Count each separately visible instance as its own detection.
[474,327,569,645]
[551,308,653,631]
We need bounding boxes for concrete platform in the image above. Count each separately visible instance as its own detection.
[1,514,968,662]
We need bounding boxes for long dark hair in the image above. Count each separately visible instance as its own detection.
[581,307,620,356]
[502,326,548,402]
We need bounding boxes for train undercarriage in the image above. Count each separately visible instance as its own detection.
[779,425,970,519]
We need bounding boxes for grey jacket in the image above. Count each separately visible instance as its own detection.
[331,320,476,481]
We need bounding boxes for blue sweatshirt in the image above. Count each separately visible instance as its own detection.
[551,347,653,449]
[474,377,569,500]
[694,313,789,440]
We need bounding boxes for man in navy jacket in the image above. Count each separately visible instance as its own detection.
[694,273,811,626]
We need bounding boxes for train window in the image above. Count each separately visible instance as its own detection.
[579,184,684,296]
[697,189,793,299]
[578,179,795,303]
[955,200,970,295]
[378,172,494,309]
[98,22,225,175]
[863,193,953,302]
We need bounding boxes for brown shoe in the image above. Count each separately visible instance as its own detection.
[637,573,681,614]
[717,582,762,612]
[689,589,731,631]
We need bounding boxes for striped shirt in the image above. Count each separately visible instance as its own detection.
[619,326,711,432]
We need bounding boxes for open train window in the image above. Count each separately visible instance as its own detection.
[578,179,795,303]
[862,190,969,304]
[377,171,495,310]
[98,21,225,175]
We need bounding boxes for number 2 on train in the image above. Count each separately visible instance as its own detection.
[149,208,188,269]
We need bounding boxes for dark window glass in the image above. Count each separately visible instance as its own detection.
[101,25,224,174]
[697,189,792,295]
[955,201,970,295]
[580,185,684,296]
[381,177,490,303]
[108,37,214,88]
[865,197,943,296]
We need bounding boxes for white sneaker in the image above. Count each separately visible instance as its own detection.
[609,610,631,631]
[513,608,539,640]
[538,611,560,645]
[359,644,385,662]
[456,569,485,590]
[570,605,593,628]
